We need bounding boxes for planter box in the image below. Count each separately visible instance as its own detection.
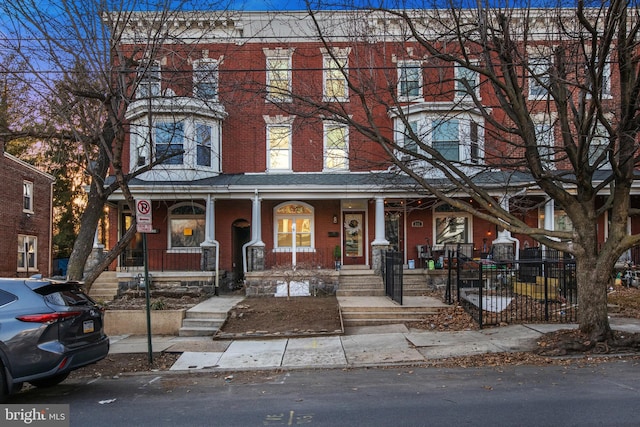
[104,309,186,335]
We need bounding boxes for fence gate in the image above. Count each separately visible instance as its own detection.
[382,250,403,305]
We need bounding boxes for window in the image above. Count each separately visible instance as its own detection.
[193,59,219,101]
[267,125,291,171]
[266,56,291,102]
[455,64,480,99]
[324,56,348,101]
[18,235,37,271]
[169,204,205,249]
[470,121,481,164]
[432,119,460,161]
[398,61,422,99]
[195,122,212,167]
[403,121,419,156]
[535,122,555,168]
[155,121,184,165]
[529,56,551,99]
[275,202,314,249]
[324,123,348,170]
[23,181,33,212]
[433,204,471,245]
[588,121,609,168]
[136,61,161,99]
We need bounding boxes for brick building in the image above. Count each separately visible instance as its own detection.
[0,140,54,277]
[103,9,640,289]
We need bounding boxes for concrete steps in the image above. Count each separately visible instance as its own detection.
[89,271,119,302]
[336,269,385,296]
[340,304,443,327]
[178,296,244,337]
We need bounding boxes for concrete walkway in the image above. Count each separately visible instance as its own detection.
[107,296,640,371]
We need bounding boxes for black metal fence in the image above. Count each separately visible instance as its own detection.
[120,248,203,272]
[382,250,403,305]
[446,250,578,328]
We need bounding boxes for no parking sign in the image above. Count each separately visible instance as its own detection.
[136,199,153,233]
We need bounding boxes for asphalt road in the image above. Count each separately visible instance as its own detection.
[7,361,640,426]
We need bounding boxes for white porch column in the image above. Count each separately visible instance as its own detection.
[544,198,555,232]
[203,194,216,244]
[93,228,104,249]
[492,194,520,260]
[371,196,389,245]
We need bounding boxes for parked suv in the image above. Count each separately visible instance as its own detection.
[0,278,109,401]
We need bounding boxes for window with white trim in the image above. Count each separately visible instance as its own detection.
[529,56,551,99]
[324,123,348,171]
[23,181,33,213]
[397,61,422,99]
[193,59,219,101]
[402,120,420,159]
[195,122,213,167]
[535,121,555,168]
[433,119,460,162]
[274,202,314,249]
[265,52,292,102]
[323,56,348,101]
[18,235,37,271]
[433,203,471,245]
[155,121,184,165]
[136,60,161,99]
[455,64,480,100]
[588,121,610,168]
[169,203,205,249]
[267,124,292,171]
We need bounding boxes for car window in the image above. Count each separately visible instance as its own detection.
[35,284,94,306]
[0,289,18,307]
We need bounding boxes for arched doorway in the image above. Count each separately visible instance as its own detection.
[232,219,251,283]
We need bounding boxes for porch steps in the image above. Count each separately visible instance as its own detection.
[340,302,444,327]
[178,308,227,337]
[336,269,385,297]
[89,271,119,302]
[402,270,431,296]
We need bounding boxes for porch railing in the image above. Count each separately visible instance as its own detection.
[263,247,336,270]
[120,248,203,272]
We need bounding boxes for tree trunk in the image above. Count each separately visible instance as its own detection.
[576,255,612,340]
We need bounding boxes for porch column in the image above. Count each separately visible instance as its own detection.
[245,190,265,272]
[371,196,390,273]
[201,194,217,271]
[492,195,519,261]
[84,227,105,276]
[543,197,556,257]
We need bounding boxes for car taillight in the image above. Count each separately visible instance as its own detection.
[16,311,82,324]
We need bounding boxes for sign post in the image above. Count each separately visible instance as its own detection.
[136,199,154,365]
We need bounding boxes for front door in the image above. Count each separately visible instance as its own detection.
[343,212,365,265]
[120,213,143,267]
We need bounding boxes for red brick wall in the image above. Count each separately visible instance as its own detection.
[0,154,53,277]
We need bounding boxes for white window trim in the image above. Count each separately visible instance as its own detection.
[136,60,161,99]
[533,114,556,169]
[455,62,481,101]
[17,235,37,272]
[432,204,473,247]
[264,48,294,103]
[397,60,423,101]
[266,123,292,172]
[322,54,349,102]
[23,180,34,213]
[167,202,206,250]
[323,122,349,171]
[193,58,219,101]
[273,201,315,251]
[528,56,551,100]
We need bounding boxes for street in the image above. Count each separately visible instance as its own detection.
[7,361,640,426]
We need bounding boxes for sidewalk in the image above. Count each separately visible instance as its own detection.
[107,296,640,372]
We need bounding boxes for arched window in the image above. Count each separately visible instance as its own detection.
[274,202,314,250]
[169,203,205,249]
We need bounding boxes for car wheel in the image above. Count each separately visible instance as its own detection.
[29,372,70,388]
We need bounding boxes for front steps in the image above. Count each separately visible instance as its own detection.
[336,268,385,296]
[89,271,119,302]
[338,296,446,327]
[179,309,227,337]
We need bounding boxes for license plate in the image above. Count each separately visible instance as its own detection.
[83,320,94,333]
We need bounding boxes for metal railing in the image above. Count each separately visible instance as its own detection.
[263,247,337,270]
[382,250,403,305]
[120,248,204,272]
[447,250,577,328]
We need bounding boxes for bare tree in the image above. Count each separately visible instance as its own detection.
[260,1,640,340]
[0,0,233,289]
